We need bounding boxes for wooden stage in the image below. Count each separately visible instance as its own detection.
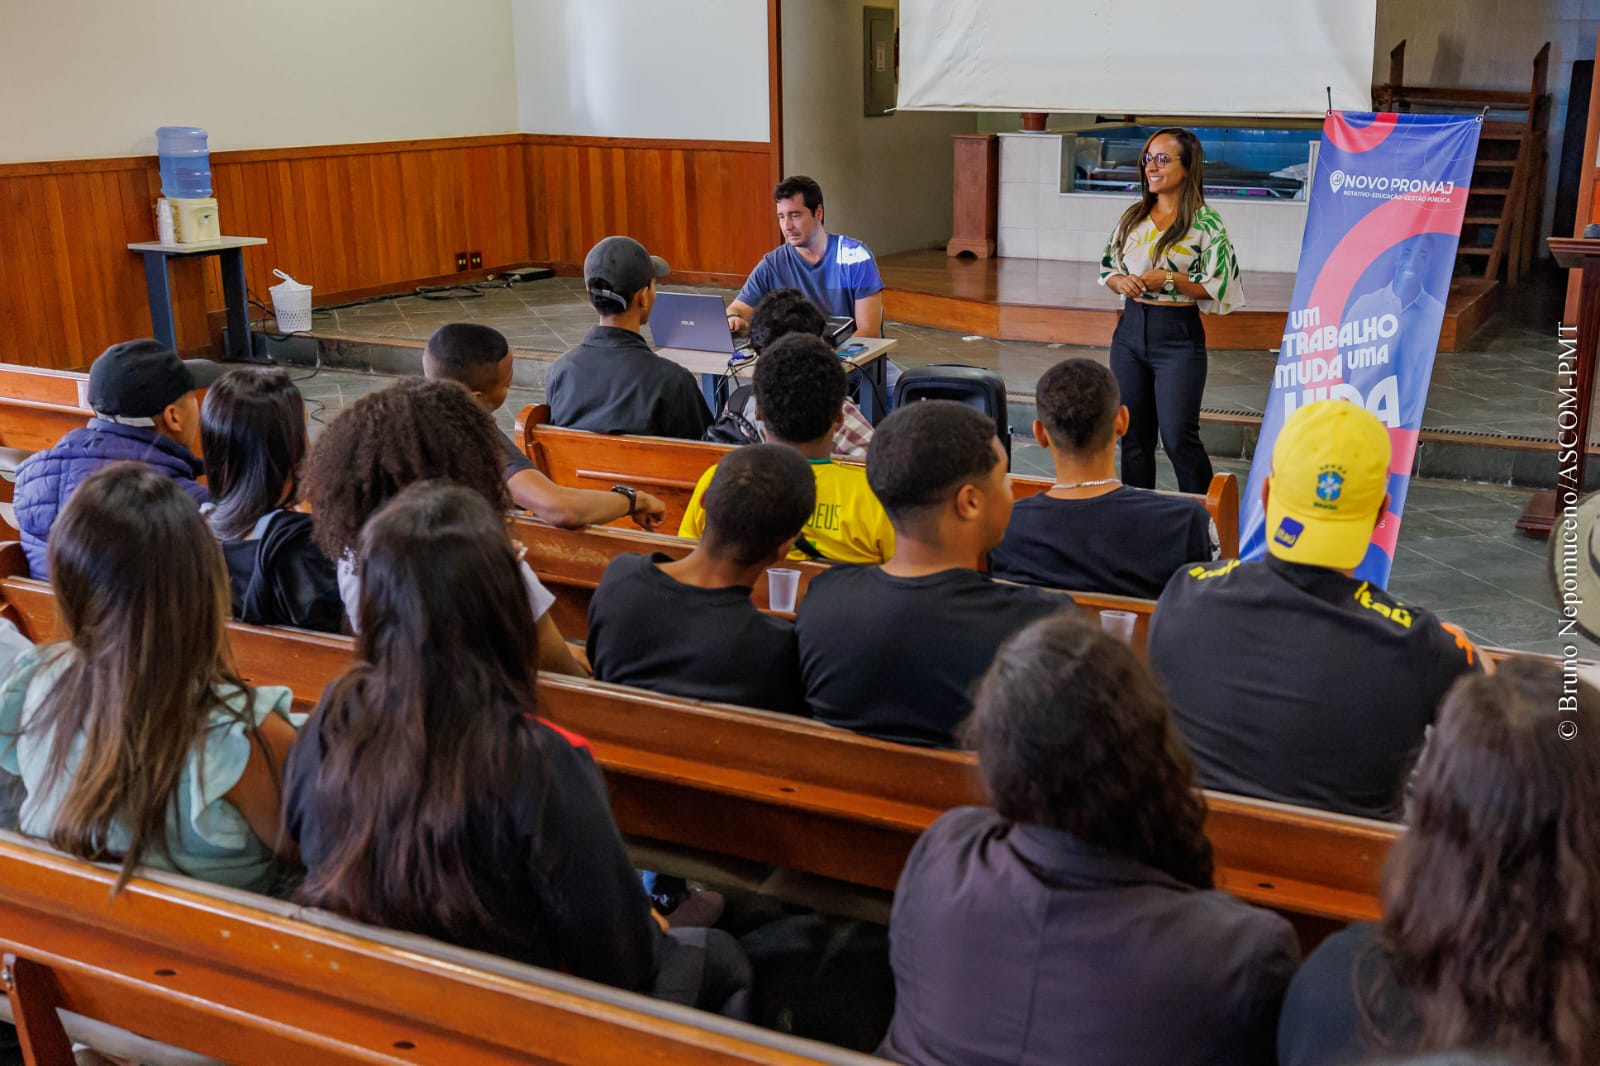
[878,250,1498,352]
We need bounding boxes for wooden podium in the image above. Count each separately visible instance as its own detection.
[947,134,999,258]
[1516,235,1600,536]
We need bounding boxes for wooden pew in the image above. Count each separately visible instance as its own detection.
[0,554,1400,929]
[515,405,1240,556]
[0,396,92,452]
[0,363,89,407]
[508,517,1157,646]
[0,832,875,1065]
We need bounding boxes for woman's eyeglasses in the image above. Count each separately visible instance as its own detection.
[1142,152,1174,167]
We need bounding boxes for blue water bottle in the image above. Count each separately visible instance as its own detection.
[155,126,212,199]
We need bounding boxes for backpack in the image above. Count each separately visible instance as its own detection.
[703,384,764,446]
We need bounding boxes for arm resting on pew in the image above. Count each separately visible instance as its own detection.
[538,613,590,677]
[508,469,667,532]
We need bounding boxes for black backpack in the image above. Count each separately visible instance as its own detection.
[703,384,763,446]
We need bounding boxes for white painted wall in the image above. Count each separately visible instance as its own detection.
[781,0,975,256]
[0,0,519,162]
[512,0,769,141]
[996,133,1309,272]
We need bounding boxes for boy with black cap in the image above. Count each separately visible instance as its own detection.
[1148,400,1480,820]
[14,339,221,578]
[545,236,711,439]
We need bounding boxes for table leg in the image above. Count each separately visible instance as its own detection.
[861,357,890,424]
[219,248,254,362]
[699,372,721,416]
[141,252,177,352]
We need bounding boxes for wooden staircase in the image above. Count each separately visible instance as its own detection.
[1376,40,1551,286]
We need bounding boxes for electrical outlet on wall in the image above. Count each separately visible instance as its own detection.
[469,251,483,269]
[455,252,468,271]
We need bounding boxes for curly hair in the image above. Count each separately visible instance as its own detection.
[749,288,826,355]
[1380,658,1600,1065]
[962,612,1214,889]
[867,400,999,528]
[304,377,511,561]
[752,332,846,444]
[701,444,816,565]
[1036,358,1119,454]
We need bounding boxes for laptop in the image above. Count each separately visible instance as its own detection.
[650,292,739,354]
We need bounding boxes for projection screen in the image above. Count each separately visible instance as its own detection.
[897,0,1376,118]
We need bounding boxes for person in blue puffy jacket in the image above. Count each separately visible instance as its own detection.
[14,339,221,578]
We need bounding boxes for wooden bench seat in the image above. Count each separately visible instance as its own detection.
[509,517,1158,646]
[515,404,1241,557]
[0,831,875,1065]
[0,550,1401,931]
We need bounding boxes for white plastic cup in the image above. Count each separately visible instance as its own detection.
[1099,610,1137,644]
[766,568,801,613]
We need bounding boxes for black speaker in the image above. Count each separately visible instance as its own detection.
[892,364,1011,461]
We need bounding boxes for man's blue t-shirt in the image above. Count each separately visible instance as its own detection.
[737,233,884,320]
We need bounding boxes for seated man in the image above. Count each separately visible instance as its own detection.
[14,339,220,578]
[713,288,872,459]
[422,323,666,530]
[989,358,1218,598]
[1148,400,1480,820]
[725,177,883,340]
[545,236,711,439]
[796,401,1071,747]
[681,334,893,565]
[588,444,814,715]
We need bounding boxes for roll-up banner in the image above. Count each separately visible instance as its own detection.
[1239,111,1482,586]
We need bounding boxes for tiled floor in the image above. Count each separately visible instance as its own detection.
[303,267,1571,443]
[289,357,1589,658]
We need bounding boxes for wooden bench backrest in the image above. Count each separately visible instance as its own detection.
[0,363,89,407]
[0,832,872,1065]
[515,404,1240,555]
[506,518,1155,647]
[0,548,1397,926]
[0,396,92,452]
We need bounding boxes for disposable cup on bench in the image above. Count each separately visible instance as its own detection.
[766,568,801,613]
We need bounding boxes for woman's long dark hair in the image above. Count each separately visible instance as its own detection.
[963,612,1214,889]
[36,463,259,890]
[303,377,510,562]
[201,368,308,541]
[1111,127,1207,267]
[1380,659,1600,1065]
[294,482,546,941]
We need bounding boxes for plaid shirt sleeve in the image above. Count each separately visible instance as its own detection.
[830,400,873,459]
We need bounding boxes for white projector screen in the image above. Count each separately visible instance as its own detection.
[898,0,1375,118]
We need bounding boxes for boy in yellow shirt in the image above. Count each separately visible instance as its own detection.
[679,333,894,564]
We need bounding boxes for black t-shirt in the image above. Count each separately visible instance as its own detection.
[283,702,660,990]
[546,326,712,439]
[498,426,536,480]
[989,487,1218,599]
[586,553,805,715]
[795,566,1072,747]
[214,509,344,633]
[1148,556,1479,820]
[1277,922,1422,1066]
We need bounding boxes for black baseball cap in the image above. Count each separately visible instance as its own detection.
[87,340,224,419]
[583,236,670,306]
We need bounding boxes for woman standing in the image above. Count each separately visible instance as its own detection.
[1100,128,1243,492]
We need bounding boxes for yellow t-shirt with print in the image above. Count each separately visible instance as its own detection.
[678,458,895,565]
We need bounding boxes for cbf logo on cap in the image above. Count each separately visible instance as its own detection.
[1265,400,1391,570]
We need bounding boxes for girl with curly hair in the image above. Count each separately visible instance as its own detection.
[304,377,584,675]
[880,612,1298,1066]
[1279,658,1600,1066]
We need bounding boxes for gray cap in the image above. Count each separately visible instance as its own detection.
[583,236,670,307]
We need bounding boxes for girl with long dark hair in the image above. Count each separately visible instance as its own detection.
[283,483,749,1011]
[0,463,297,892]
[201,368,342,632]
[1099,127,1243,493]
[880,612,1296,1065]
[1279,659,1600,1066]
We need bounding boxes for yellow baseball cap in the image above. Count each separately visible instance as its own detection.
[1266,400,1391,569]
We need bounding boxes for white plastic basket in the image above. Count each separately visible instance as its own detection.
[269,268,313,333]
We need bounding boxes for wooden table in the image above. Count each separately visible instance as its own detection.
[127,236,267,362]
[656,336,898,424]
